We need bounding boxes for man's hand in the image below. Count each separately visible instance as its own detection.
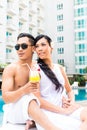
[23,82,39,95]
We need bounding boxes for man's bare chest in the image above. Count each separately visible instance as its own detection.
[15,69,29,87]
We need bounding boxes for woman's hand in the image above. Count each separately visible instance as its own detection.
[62,96,71,108]
[60,103,80,115]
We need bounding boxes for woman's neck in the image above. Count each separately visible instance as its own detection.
[44,59,54,69]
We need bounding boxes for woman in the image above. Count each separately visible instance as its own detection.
[34,34,87,130]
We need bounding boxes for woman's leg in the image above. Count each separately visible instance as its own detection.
[80,107,87,130]
[28,100,61,130]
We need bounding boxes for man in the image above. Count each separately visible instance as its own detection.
[2,33,61,130]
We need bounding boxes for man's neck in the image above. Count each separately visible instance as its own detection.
[19,59,33,67]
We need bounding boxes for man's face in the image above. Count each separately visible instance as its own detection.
[15,37,34,60]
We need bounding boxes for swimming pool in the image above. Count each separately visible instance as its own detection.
[0,88,87,126]
[0,90,5,126]
[73,87,87,101]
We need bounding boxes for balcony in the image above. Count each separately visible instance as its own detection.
[37,23,44,32]
[6,53,14,63]
[7,20,16,31]
[29,19,36,27]
[0,1,4,8]
[19,0,28,8]
[37,0,44,9]
[29,8,36,15]
[7,3,16,15]
[37,13,44,20]
[19,11,27,22]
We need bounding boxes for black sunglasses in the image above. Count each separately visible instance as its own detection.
[15,43,32,50]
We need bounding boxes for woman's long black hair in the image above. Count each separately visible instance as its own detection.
[34,34,63,92]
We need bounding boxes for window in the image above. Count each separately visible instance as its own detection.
[75,32,85,41]
[29,1,32,9]
[6,48,11,53]
[37,8,40,14]
[74,19,85,29]
[58,59,64,65]
[29,27,32,34]
[7,15,12,24]
[74,0,87,5]
[6,32,12,36]
[7,15,12,20]
[29,14,32,22]
[57,36,64,43]
[57,25,63,32]
[78,8,84,16]
[75,56,87,65]
[6,32,12,41]
[57,14,63,21]
[74,8,86,17]
[57,48,64,54]
[6,48,12,59]
[57,3,63,10]
[19,22,23,30]
[19,8,23,16]
[37,20,40,27]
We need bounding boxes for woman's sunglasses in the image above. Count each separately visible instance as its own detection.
[15,43,32,50]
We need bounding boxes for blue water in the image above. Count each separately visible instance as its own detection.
[0,89,87,125]
[75,89,87,101]
[74,88,87,101]
[0,90,5,126]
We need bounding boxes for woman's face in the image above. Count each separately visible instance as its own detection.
[35,37,52,60]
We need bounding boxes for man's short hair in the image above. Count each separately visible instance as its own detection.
[17,33,35,46]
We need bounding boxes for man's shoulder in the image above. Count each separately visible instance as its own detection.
[3,62,18,73]
[6,62,17,68]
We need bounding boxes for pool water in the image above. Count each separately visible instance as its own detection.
[0,91,5,126]
[0,89,87,126]
[73,88,87,101]
[0,91,5,111]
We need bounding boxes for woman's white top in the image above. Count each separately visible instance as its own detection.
[39,64,66,107]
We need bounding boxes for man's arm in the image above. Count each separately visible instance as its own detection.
[2,64,24,103]
[2,64,38,103]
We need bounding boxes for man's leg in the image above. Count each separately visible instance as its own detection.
[80,107,87,130]
[28,100,61,130]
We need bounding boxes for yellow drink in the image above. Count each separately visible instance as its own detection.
[29,70,40,82]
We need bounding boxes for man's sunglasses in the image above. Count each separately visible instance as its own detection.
[15,43,32,50]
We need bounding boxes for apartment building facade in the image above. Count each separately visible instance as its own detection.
[47,0,75,74]
[0,0,87,76]
[0,0,44,64]
[74,0,87,74]
[53,0,87,75]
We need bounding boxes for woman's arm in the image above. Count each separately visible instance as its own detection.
[34,91,63,113]
[59,65,79,110]
[34,89,79,115]
[59,65,75,102]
